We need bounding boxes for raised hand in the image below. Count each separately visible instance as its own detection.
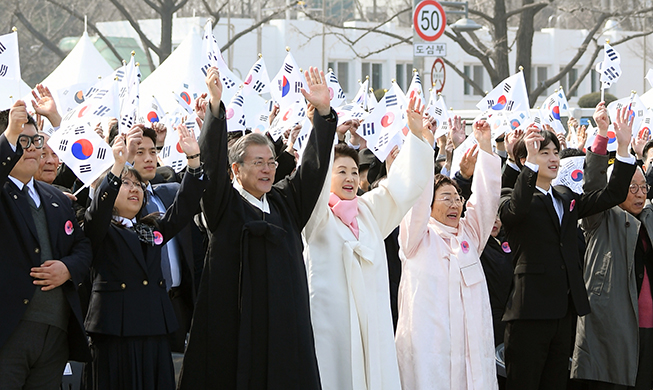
[194,93,208,121]
[613,106,633,157]
[31,84,61,127]
[556,132,567,150]
[406,96,425,139]
[301,67,330,116]
[269,103,280,126]
[336,120,352,142]
[593,102,609,135]
[204,67,223,114]
[472,119,492,154]
[152,122,167,148]
[111,133,128,176]
[449,115,466,148]
[7,100,29,145]
[386,145,400,171]
[287,123,302,153]
[577,125,587,151]
[125,124,145,163]
[459,143,479,179]
[505,129,524,161]
[177,123,200,168]
[632,129,650,160]
[524,126,545,165]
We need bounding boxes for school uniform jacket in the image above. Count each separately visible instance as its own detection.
[500,158,636,321]
[83,169,205,337]
[0,134,92,361]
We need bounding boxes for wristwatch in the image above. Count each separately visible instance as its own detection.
[320,109,337,123]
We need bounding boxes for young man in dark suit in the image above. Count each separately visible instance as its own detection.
[500,107,637,390]
[0,101,92,389]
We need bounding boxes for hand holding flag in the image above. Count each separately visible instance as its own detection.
[205,67,223,110]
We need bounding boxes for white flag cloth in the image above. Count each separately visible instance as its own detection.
[0,31,20,80]
[638,110,653,139]
[541,93,566,134]
[556,88,570,115]
[552,156,585,195]
[476,71,529,113]
[61,74,121,126]
[200,21,242,104]
[359,84,406,161]
[226,89,248,132]
[429,94,451,139]
[335,103,368,124]
[140,95,166,124]
[267,101,307,141]
[608,93,647,138]
[450,134,478,177]
[118,56,141,134]
[595,43,621,89]
[270,52,307,110]
[172,86,194,115]
[160,127,188,173]
[242,57,271,96]
[293,117,314,161]
[325,70,346,108]
[47,123,114,186]
[583,123,599,153]
[393,81,409,111]
[367,89,378,112]
[406,71,426,108]
[352,79,369,109]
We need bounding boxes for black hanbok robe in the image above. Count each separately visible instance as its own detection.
[178,102,336,390]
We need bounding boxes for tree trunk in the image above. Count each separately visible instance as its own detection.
[491,0,510,86]
[516,0,536,100]
[160,0,174,63]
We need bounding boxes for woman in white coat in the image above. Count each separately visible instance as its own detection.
[395,120,501,390]
[303,97,434,390]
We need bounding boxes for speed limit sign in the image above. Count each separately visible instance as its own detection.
[413,0,447,42]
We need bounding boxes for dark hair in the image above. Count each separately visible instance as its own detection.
[643,140,653,161]
[431,174,462,207]
[0,108,38,133]
[559,147,585,159]
[142,127,157,147]
[512,129,560,170]
[107,121,119,146]
[228,133,275,165]
[109,167,161,229]
[334,144,359,168]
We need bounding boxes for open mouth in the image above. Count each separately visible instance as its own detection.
[128,196,140,202]
[342,185,354,192]
[447,212,459,220]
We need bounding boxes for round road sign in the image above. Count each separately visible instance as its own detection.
[431,58,446,93]
[413,0,447,42]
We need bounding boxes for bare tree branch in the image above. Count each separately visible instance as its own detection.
[503,2,549,20]
[108,0,161,58]
[441,57,485,96]
[467,9,494,24]
[172,0,189,13]
[221,2,298,52]
[143,0,162,14]
[444,30,499,82]
[44,0,123,64]
[14,10,65,59]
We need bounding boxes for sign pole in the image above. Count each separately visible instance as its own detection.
[413,0,424,84]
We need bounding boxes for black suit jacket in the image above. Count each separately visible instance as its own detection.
[500,158,636,321]
[84,170,205,337]
[0,134,92,362]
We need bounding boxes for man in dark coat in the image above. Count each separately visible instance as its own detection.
[178,66,336,389]
[0,101,92,389]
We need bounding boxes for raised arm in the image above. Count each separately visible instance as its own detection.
[363,96,434,238]
[275,67,337,228]
[198,67,232,230]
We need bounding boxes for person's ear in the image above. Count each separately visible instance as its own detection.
[520,157,526,166]
[231,162,240,178]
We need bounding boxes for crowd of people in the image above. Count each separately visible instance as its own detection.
[1,64,653,390]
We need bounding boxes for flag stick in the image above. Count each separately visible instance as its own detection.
[73,184,89,197]
[601,87,605,103]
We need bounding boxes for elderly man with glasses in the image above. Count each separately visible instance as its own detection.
[571,127,653,389]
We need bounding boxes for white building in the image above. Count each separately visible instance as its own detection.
[96,14,652,110]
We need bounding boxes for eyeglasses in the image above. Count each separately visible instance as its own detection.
[121,178,144,192]
[17,134,45,150]
[243,160,278,170]
[629,184,650,194]
[434,196,465,206]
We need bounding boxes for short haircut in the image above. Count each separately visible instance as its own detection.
[643,140,653,161]
[431,174,462,207]
[513,129,560,170]
[333,143,359,168]
[228,133,275,165]
[560,148,585,159]
[142,127,157,147]
[0,109,38,133]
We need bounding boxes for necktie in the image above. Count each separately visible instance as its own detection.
[544,192,561,225]
[23,186,36,208]
[146,191,173,291]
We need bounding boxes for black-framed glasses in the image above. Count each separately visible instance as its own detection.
[17,134,45,150]
[629,184,650,194]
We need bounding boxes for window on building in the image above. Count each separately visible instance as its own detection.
[559,67,578,97]
[362,62,384,90]
[328,61,350,93]
[395,63,413,91]
[532,66,549,94]
[464,65,484,96]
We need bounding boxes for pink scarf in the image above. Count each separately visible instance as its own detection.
[328,192,359,239]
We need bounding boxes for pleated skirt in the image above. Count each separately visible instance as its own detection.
[85,333,175,390]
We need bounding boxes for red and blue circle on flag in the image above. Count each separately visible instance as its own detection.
[72,139,93,160]
[571,169,583,182]
[491,95,507,110]
[147,111,159,122]
[281,76,290,97]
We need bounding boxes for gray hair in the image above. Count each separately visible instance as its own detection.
[228,133,275,165]
[607,162,644,181]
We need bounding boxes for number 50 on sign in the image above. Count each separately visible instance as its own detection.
[413,0,447,42]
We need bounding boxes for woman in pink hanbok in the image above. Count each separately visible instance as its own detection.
[396,120,501,390]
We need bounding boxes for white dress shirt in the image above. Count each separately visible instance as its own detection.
[233,178,270,214]
[9,176,41,208]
